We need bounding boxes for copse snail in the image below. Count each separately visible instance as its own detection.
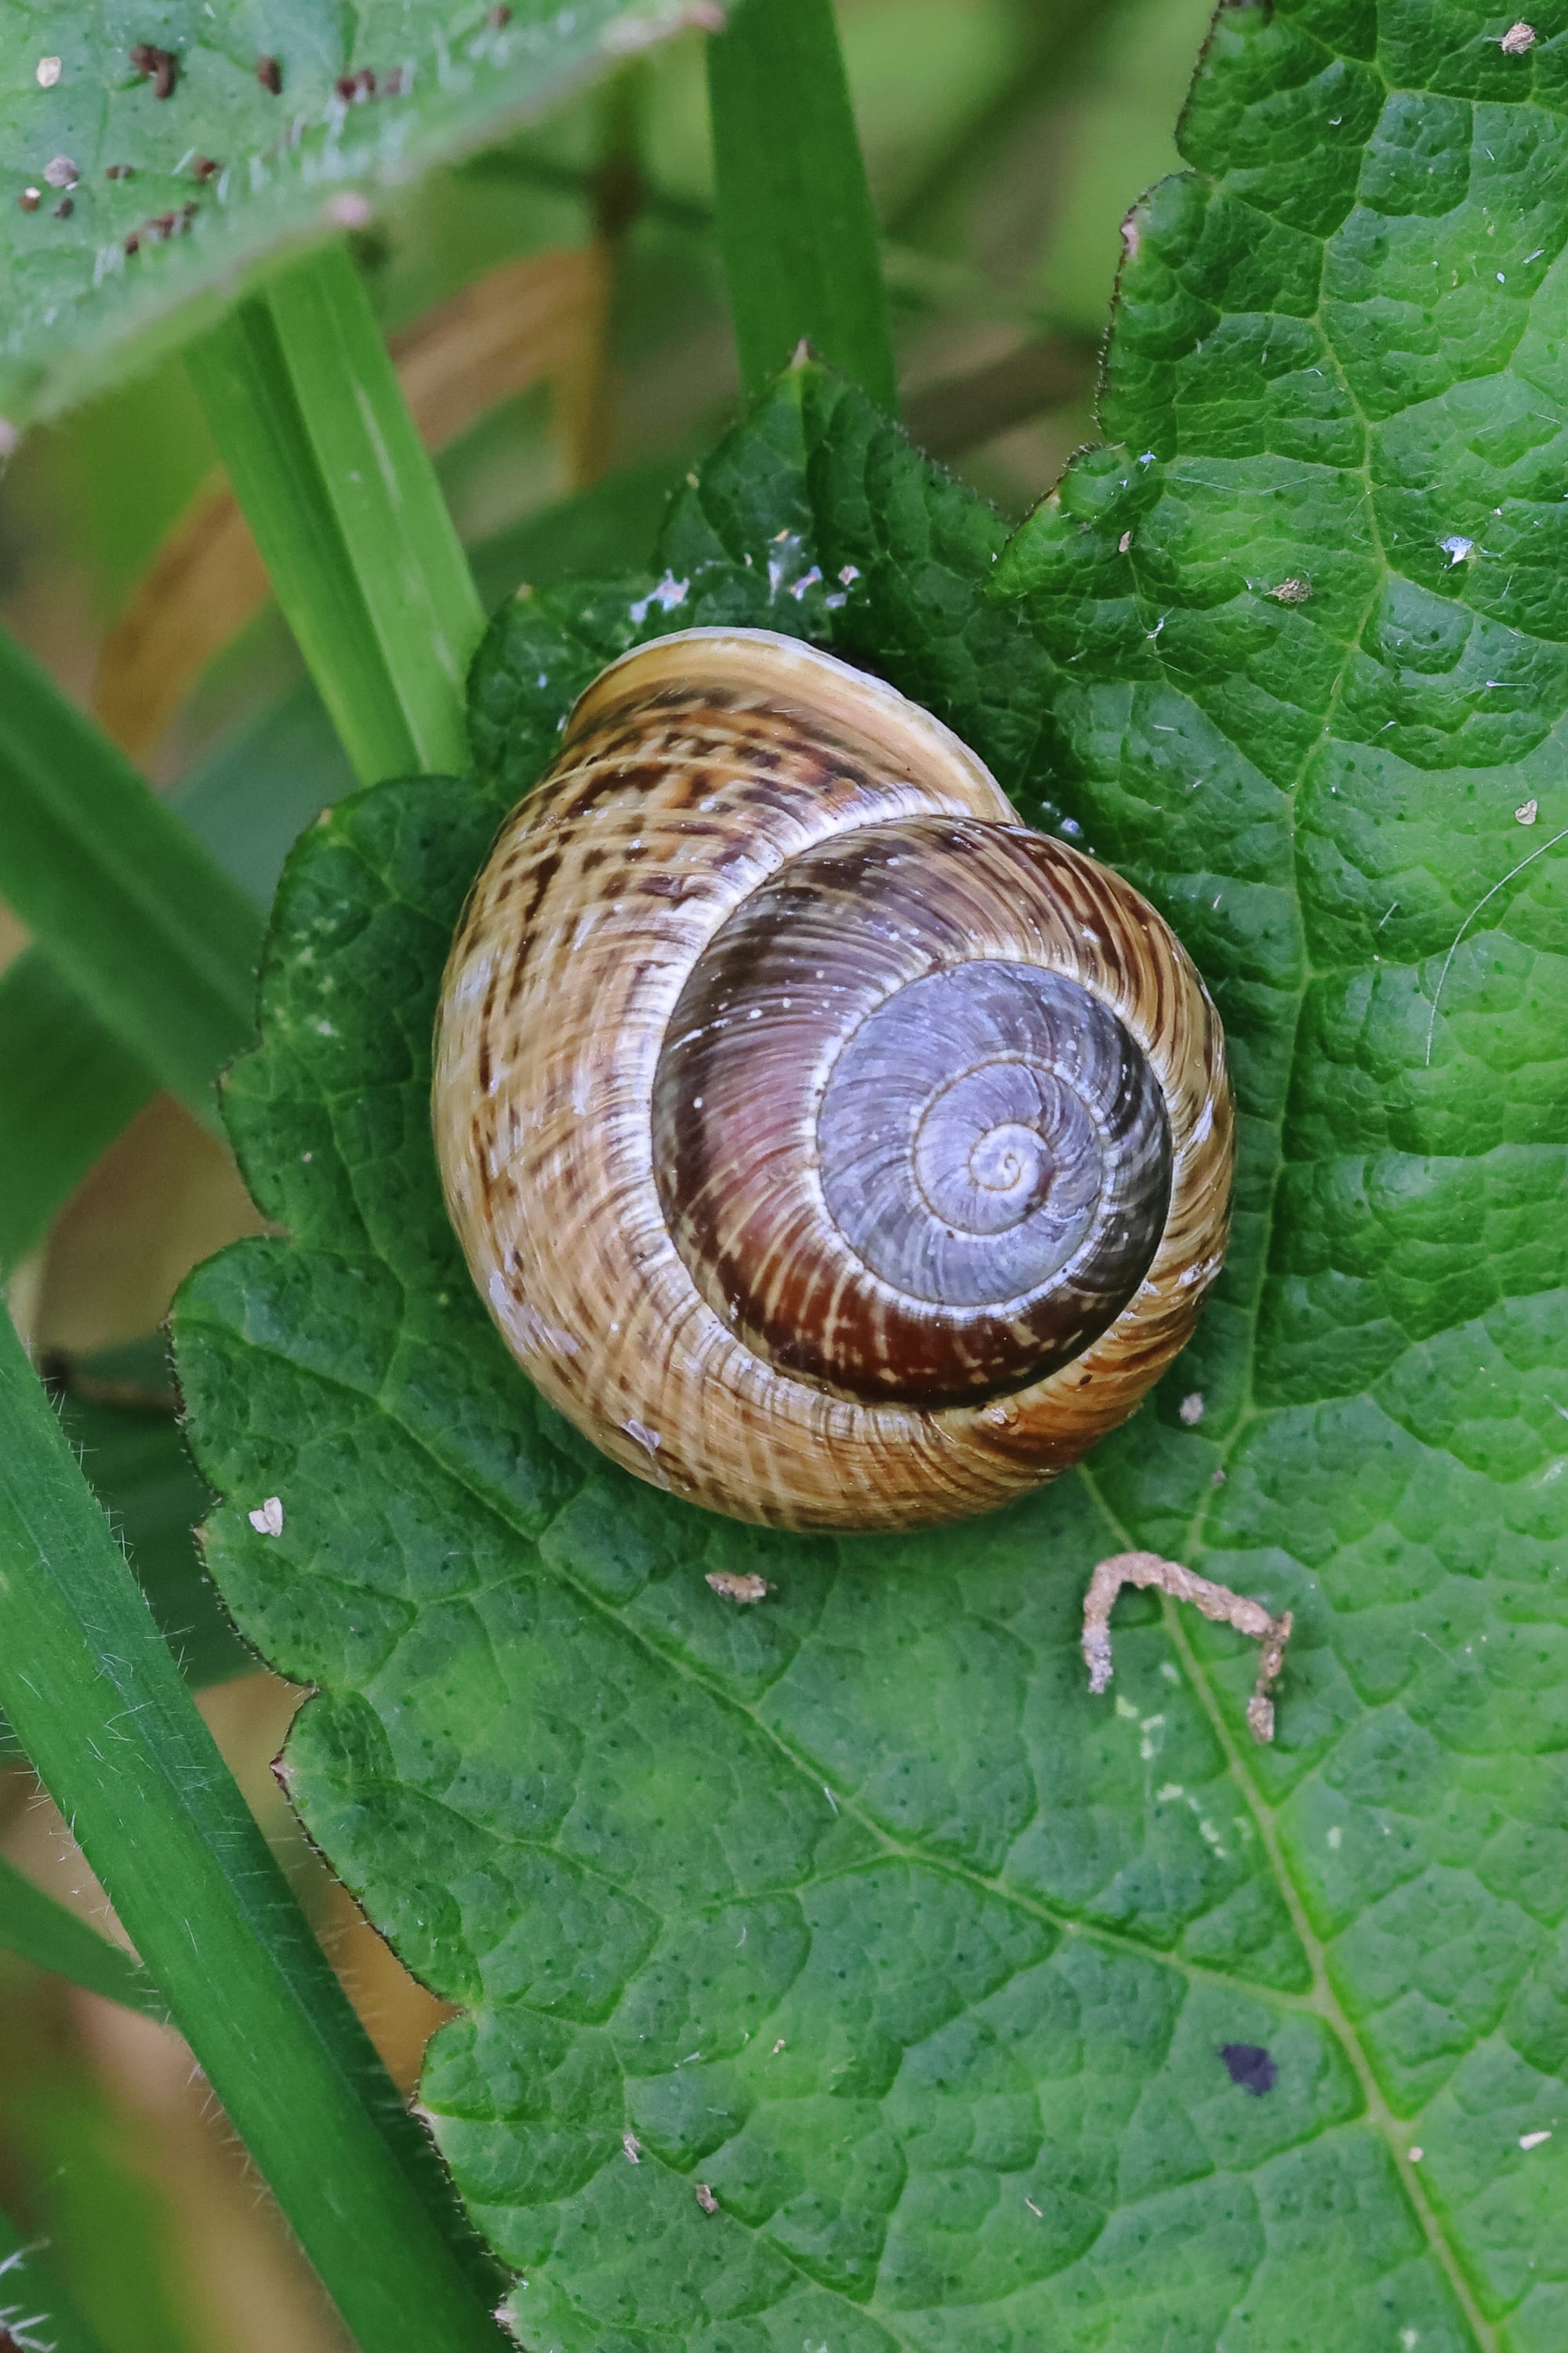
[433,627,1233,1531]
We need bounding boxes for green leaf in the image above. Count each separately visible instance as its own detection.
[0,1304,510,2353]
[187,241,485,785]
[0,1852,165,2017]
[0,0,724,432]
[0,626,262,1131]
[707,0,897,409]
[172,9,1568,2340]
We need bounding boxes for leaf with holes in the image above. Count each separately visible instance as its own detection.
[0,0,712,429]
[175,5,1568,2344]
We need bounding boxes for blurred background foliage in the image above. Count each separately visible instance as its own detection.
[0,2,1209,2343]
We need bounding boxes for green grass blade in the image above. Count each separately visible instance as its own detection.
[188,244,485,786]
[0,453,674,1280]
[0,631,262,1133]
[706,0,896,409]
[0,1853,165,2019]
[0,1307,506,2353]
[0,2197,112,2353]
[0,950,157,1274]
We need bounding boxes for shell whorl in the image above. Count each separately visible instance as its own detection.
[433,628,1234,1531]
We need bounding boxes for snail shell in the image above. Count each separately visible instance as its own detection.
[434,628,1232,1531]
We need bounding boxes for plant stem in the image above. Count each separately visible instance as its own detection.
[706,0,897,411]
[187,241,485,786]
[0,1305,507,2353]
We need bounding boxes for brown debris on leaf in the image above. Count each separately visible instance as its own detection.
[129,42,179,99]
[705,1570,774,1605]
[1082,1549,1293,1743]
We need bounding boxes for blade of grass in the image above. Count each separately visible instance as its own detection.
[0,452,678,1280]
[706,0,896,409]
[0,1305,507,2353]
[44,1343,253,1694]
[0,630,262,1134]
[187,241,485,786]
[0,950,157,1274]
[0,2198,112,2353]
[0,1853,165,2019]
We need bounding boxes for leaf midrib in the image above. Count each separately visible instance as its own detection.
[1092,216,1508,2336]
[1117,533,1497,2353]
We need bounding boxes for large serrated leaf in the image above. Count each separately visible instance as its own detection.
[176,5,1568,2343]
[0,0,710,428]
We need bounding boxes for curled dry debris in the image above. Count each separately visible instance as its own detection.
[1082,1550,1293,1743]
[695,2183,718,2214]
[706,1570,775,1605]
[1267,576,1312,604]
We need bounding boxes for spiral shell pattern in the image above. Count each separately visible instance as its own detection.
[433,628,1233,1530]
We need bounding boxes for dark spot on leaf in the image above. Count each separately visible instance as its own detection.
[255,54,282,94]
[1219,2043,1277,2097]
[129,42,179,99]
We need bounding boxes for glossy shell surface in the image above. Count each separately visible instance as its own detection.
[433,628,1233,1529]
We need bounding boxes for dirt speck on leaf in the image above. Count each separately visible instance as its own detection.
[706,1570,773,1604]
[1220,2043,1277,2097]
[129,42,179,99]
